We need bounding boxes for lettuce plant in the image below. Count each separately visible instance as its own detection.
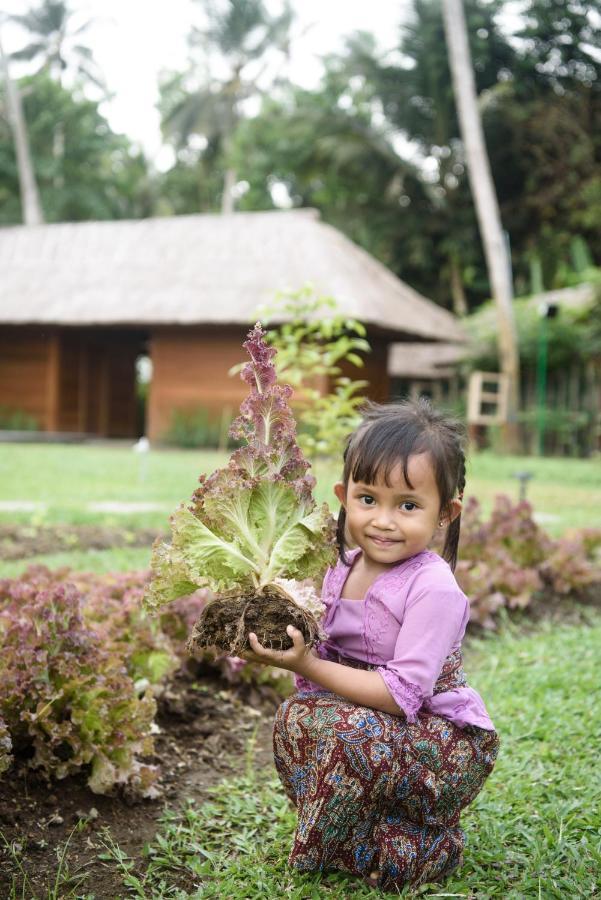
[0,716,12,776]
[145,323,337,646]
[0,574,158,796]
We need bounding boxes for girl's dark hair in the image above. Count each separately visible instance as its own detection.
[336,398,467,571]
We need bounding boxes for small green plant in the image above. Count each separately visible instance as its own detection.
[163,406,234,449]
[257,285,371,460]
[0,406,39,431]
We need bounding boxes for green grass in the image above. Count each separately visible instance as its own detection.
[1,444,599,577]
[101,615,601,899]
[1,443,600,533]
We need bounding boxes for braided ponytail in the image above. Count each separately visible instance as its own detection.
[442,448,466,572]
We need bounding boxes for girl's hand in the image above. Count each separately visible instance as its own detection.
[240,625,316,675]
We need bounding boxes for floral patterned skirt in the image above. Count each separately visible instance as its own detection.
[273,690,499,890]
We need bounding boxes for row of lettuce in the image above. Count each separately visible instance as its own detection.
[0,495,599,794]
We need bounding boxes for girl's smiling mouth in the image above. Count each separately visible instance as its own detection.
[369,536,402,546]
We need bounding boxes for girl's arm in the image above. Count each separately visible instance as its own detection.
[244,626,405,717]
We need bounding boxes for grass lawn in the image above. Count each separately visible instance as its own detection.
[2,442,600,534]
[1,443,599,578]
[101,613,601,898]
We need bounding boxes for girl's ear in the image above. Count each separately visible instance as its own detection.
[440,498,462,526]
[334,482,346,507]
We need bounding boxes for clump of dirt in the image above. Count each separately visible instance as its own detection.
[188,588,320,655]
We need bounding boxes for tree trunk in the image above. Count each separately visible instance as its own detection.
[221,167,237,214]
[442,0,520,448]
[0,30,44,225]
[449,254,468,316]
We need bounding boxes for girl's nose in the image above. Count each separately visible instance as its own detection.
[371,508,396,529]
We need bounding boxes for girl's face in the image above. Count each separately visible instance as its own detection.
[334,452,461,570]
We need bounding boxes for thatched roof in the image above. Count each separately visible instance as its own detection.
[525,283,597,311]
[389,342,465,378]
[0,209,464,342]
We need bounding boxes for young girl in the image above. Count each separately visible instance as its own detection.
[243,399,499,891]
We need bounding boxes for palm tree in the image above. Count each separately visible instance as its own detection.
[0,27,44,224]
[8,0,105,193]
[8,0,104,91]
[442,0,520,445]
[161,0,294,213]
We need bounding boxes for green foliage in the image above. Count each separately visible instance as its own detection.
[8,0,106,90]
[0,569,161,795]
[0,72,154,224]
[260,287,370,460]
[162,406,233,450]
[0,565,288,792]
[0,406,39,430]
[454,495,601,627]
[463,286,601,370]
[230,70,451,302]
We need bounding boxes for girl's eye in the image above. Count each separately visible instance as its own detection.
[401,502,417,512]
[358,495,375,506]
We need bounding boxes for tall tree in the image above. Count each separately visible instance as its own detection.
[230,63,440,290]
[0,72,152,224]
[0,28,43,224]
[160,0,293,213]
[339,2,515,311]
[442,0,520,442]
[8,0,104,90]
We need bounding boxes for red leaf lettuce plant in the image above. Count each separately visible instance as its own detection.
[144,323,337,652]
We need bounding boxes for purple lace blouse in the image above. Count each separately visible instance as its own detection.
[296,548,495,731]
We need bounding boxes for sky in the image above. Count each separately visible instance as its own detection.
[1,0,415,167]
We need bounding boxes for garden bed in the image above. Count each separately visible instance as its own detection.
[0,665,279,898]
[0,522,163,561]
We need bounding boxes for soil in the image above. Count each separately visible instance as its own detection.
[188,591,320,655]
[0,663,281,899]
[0,523,164,562]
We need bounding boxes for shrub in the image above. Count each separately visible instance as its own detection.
[0,574,160,795]
[454,495,601,627]
[0,405,39,431]
[163,406,234,449]
[0,566,286,793]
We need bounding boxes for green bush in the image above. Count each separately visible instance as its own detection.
[0,406,39,431]
[163,406,234,449]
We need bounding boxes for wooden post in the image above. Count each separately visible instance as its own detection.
[46,331,60,432]
[98,352,110,437]
[77,340,88,433]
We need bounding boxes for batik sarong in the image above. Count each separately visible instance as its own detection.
[272,652,499,890]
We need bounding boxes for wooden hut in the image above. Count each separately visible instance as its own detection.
[388,342,465,406]
[0,209,464,442]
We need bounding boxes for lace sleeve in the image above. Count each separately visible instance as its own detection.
[376,668,423,722]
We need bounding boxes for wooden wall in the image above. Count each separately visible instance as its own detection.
[147,326,250,441]
[147,327,393,442]
[57,330,144,437]
[0,327,56,429]
[0,324,395,441]
[0,326,144,437]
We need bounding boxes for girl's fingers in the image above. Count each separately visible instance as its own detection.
[248,632,267,654]
[286,625,305,648]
